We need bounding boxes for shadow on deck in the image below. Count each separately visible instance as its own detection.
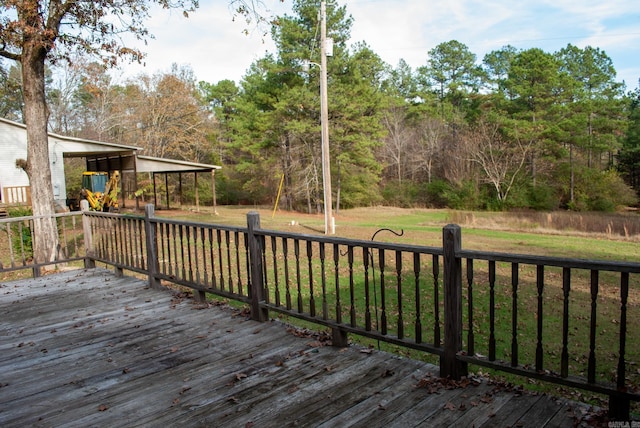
[0,269,601,427]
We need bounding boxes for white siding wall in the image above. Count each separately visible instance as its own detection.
[0,120,68,205]
[0,120,30,188]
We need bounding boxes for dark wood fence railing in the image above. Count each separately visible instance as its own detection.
[1,205,638,419]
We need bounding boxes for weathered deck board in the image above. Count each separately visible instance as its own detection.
[0,268,596,427]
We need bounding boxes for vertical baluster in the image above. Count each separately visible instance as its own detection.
[536,265,545,372]
[172,224,180,279]
[59,216,68,260]
[261,235,268,302]
[130,218,137,268]
[6,218,15,268]
[111,217,117,264]
[129,218,135,267]
[71,215,79,257]
[320,242,327,320]
[96,216,104,261]
[414,252,422,344]
[363,247,371,331]
[118,217,130,266]
[18,222,26,266]
[561,267,571,378]
[133,219,139,268]
[235,231,243,291]
[118,216,126,265]
[225,230,233,293]
[617,272,629,388]
[131,218,137,268]
[179,225,187,280]
[489,260,496,361]
[109,217,117,263]
[103,217,109,260]
[294,239,302,313]
[127,218,134,267]
[396,250,404,340]
[613,272,630,418]
[162,223,170,276]
[433,254,440,347]
[588,270,598,383]
[102,217,109,261]
[208,229,217,289]
[244,233,251,296]
[334,243,342,324]
[511,263,519,367]
[216,230,225,291]
[194,226,201,284]
[466,258,474,356]
[347,246,356,327]
[271,237,280,306]
[307,241,316,317]
[379,249,387,335]
[95,216,101,260]
[138,219,145,271]
[200,228,207,287]
[119,217,131,266]
[283,238,291,310]
[186,226,195,283]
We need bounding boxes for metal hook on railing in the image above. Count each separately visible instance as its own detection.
[368,227,404,350]
[338,228,405,257]
[370,228,404,242]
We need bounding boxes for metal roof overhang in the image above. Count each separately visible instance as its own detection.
[56,137,139,172]
[135,156,221,174]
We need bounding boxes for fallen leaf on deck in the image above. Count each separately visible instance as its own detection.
[444,402,456,411]
[98,404,109,412]
[381,369,394,378]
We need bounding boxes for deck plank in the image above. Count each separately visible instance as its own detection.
[0,269,595,427]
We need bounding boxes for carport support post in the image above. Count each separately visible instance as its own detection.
[441,224,467,380]
[247,212,268,322]
[145,204,161,290]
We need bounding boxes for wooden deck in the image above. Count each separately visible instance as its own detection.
[0,268,600,427]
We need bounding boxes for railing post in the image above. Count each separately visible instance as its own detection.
[81,200,96,269]
[247,212,268,322]
[441,224,467,380]
[145,204,161,289]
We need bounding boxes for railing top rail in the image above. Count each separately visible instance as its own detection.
[255,227,444,255]
[459,248,640,273]
[148,216,247,233]
[0,211,83,224]
[82,211,143,219]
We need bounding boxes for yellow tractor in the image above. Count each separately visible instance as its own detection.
[80,171,120,212]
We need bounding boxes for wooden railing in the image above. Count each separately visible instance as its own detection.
[1,185,31,206]
[2,205,638,419]
[0,211,86,277]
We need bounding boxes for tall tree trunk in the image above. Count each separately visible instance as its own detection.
[22,42,60,269]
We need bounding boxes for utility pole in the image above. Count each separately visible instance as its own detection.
[320,0,334,235]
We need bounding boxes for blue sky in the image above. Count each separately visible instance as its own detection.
[120,0,640,91]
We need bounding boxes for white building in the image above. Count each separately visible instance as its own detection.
[0,117,220,212]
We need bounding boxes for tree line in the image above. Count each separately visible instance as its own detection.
[2,0,639,213]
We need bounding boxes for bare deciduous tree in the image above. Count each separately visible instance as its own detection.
[470,120,533,202]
